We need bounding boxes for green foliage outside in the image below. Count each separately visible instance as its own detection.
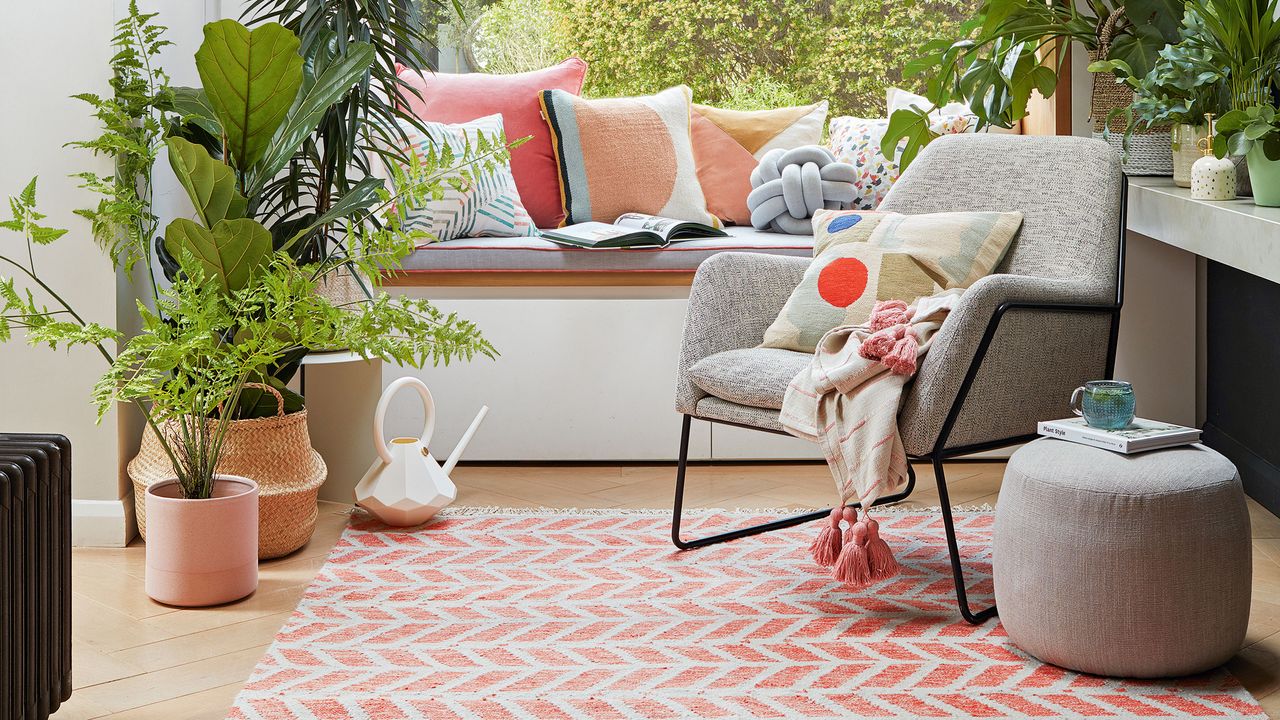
[433,0,978,117]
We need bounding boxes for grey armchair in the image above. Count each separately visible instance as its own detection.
[671,134,1126,624]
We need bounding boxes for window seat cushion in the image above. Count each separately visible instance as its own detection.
[395,226,813,274]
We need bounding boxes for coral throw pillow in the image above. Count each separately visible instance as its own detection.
[394,58,588,228]
[688,101,827,226]
[827,114,972,211]
[761,209,1022,352]
[690,113,759,226]
[540,85,718,227]
[392,114,536,242]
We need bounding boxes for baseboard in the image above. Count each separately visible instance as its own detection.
[72,494,137,548]
[1203,422,1280,518]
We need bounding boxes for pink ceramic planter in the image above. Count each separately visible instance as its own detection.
[144,476,259,607]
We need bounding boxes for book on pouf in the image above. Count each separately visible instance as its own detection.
[541,212,726,249]
[1036,417,1201,454]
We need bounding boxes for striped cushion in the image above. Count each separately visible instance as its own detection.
[539,85,719,227]
[395,114,537,242]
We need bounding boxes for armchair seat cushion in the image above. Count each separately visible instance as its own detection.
[687,347,811,410]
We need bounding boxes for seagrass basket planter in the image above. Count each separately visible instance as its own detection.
[129,386,327,560]
[1088,10,1173,176]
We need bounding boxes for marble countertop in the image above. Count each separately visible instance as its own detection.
[1128,177,1280,285]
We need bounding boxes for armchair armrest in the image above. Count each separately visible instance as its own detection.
[900,273,1119,455]
[675,252,810,414]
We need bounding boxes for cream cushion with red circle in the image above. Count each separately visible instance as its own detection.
[760,208,1023,352]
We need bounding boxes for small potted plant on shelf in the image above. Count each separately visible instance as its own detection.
[1089,9,1230,187]
[1213,105,1280,206]
[1,7,498,606]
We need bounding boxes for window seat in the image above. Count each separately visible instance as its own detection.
[383,226,813,286]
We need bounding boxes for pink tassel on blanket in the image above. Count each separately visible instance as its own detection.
[868,299,913,332]
[809,507,843,566]
[859,326,904,362]
[831,508,871,587]
[882,330,919,375]
[864,517,900,581]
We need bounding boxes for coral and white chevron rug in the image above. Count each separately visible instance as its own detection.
[230,509,1265,719]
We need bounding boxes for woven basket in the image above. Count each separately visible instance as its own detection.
[129,384,327,559]
[1089,9,1173,176]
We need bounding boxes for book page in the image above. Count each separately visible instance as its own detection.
[614,213,679,241]
[550,222,634,242]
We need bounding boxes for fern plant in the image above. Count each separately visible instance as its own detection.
[68,1,174,292]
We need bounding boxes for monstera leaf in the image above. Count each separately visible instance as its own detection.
[254,38,376,184]
[164,217,273,295]
[166,138,246,226]
[195,20,302,170]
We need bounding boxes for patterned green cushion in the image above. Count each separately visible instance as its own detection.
[761,209,1022,352]
[395,114,537,242]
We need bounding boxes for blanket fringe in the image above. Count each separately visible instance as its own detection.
[831,509,871,586]
[809,507,844,566]
[864,517,901,581]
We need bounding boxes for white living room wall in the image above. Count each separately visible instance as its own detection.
[0,1,124,543]
[0,0,235,546]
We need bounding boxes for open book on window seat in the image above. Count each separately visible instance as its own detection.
[541,213,727,249]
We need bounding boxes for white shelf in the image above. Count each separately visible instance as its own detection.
[1128,177,1280,284]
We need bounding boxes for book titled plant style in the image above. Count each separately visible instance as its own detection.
[1037,417,1201,455]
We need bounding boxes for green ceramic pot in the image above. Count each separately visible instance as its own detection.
[1247,145,1280,207]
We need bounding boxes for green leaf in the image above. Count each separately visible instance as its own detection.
[279,177,384,254]
[1106,24,1169,80]
[165,137,246,226]
[163,217,272,294]
[169,86,222,138]
[882,107,937,173]
[194,20,302,169]
[253,40,376,185]
[1228,132,1253,158]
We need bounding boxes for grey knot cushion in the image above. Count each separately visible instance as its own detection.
[995,439,1251,678]
[746,146,856,234]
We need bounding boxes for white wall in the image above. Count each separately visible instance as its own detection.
[0,1,232,545]
[0,3,122,537]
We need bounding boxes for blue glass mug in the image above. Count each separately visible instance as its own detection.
[1070,380,1136,430]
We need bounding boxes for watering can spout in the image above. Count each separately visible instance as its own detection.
[443,405,489,475]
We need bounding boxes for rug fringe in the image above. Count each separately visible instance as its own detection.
[419,503,995,517]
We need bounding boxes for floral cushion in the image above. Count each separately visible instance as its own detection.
[827,114,972,211]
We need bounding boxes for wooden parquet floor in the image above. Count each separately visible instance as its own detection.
[50,461,1280,719]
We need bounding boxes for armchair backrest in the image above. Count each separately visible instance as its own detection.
[879,134,1124,303]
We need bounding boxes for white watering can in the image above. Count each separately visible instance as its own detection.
[354,377,488,526]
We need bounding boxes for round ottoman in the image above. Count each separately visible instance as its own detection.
[994,439,1251,678]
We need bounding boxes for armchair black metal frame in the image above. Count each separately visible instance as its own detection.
[671,179,1129,625]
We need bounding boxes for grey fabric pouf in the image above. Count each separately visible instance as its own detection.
[994,439,1251,678]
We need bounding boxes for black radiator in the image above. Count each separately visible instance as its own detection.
[0,434,71,719]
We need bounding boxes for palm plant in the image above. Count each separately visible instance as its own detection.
[1183,0,1280,108]
[238,0,448,266]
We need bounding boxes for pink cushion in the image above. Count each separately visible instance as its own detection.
[395,59,588,228]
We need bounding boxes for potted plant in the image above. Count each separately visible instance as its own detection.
[885,0,1185,171]
[1,8,499,606]
[1213,105,1280,206]
[1089,9,1230,187]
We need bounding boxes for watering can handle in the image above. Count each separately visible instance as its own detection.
[373,376,436,464]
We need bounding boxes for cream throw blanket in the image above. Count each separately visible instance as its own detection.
[779,289,963,587]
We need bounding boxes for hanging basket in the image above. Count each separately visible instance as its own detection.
[1088,9,1173,176]
[129,384,327,560]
